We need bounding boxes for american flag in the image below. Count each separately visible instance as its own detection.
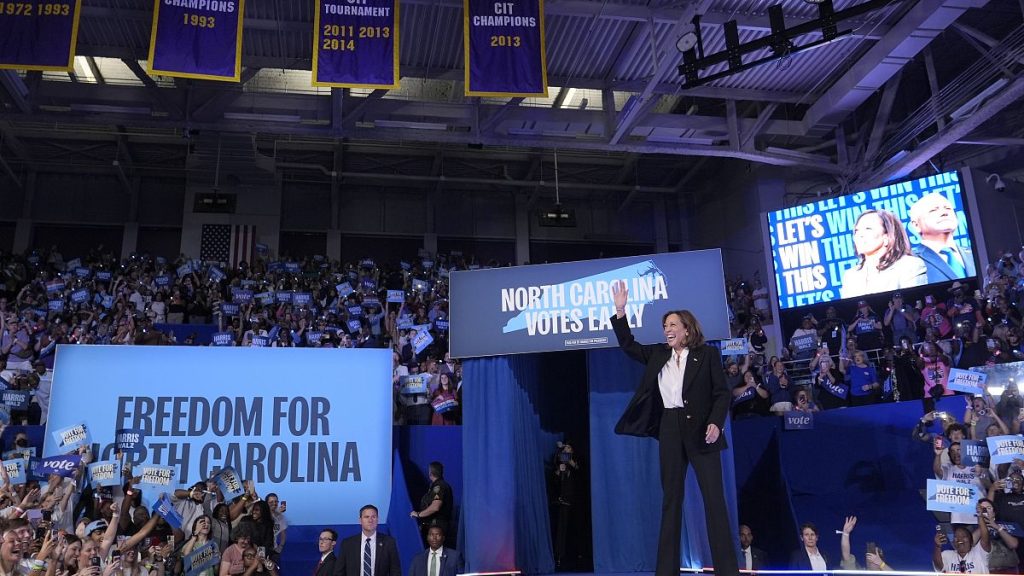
[200,224,256,267]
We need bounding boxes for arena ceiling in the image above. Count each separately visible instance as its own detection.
[1,0,1023,203]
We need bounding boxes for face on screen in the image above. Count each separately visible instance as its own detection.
[852,212,887,257]
[769,172,975,309]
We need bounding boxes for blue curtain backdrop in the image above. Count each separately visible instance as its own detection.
[730,397,947,569]
[587,348,739,572]
[462,354,558,574]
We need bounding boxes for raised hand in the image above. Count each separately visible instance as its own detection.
[611,280,628,312]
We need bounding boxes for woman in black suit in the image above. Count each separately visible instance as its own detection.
[790,522,829,570]
[610,281,739,576]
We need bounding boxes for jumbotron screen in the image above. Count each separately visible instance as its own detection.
[768,171,977,310]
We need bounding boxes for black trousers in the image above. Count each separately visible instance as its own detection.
[657,408,738,576]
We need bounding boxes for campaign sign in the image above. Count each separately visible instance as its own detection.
[45,279,65,293]
[400,374,429,395]
[987,435,1024,465]
[346,320,362,334]
[791,334,816,352]
[231,289,253,304]
[347,306,363,317]
[136,464,178,497]
[51,423,90,453]
[209,266,226,283]
[46,345,392,524]
[152,492,184,529]
[96,271,112,282]
[184,541,221,576]
[47,299,64,312]
[768,171,977,309]
[2,459,25,485]
[251,336,269,347]
[1,390,29,410]
[293,292,313,306]
[412,328,433,354]
[284,262,301,273]
[961,439,989,467]
[3,447,34,461]
[434,319,449,332]
[257,292,275,305]
[32,455,81,480]
[212,332,234,347]
[720,338,748,356]
[306,331,323,345]
[88,460,122,487]
[276,291,293,304]
[946,369,988,395]
[387,290,405,303]
[147,0,245,81]
[74,267,90,278]
[926,479,982,514]
[115,428,146,454]
[220,303,240,317]
[155,275,171,287]
[70,289,89,305]
[449,250,729,358]
[464,0,547,96]
[215,466,246,501]
[312,0,399,88]
[177,263,193,277]
[337,283,354,298]
[0,0,82,71]
[732,386,756,406]
[412,279,429,292]
[783,411,814,430]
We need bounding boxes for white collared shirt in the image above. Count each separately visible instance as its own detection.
[742,547,752,570]
[361,532,377,576]
[658,348,689,408]
[808,548,826,571]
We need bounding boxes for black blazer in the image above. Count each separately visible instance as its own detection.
[316,551,338,576]
[740,546,766,570]
[336,533,402,576]
[790,548,829,570]
[611,314,730,450]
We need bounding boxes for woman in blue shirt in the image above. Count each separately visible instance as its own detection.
[847,350,880,407]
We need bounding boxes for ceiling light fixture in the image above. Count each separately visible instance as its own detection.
[676,30,698,52]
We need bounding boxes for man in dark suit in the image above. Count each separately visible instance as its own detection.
[336,505,401,576]
[315,528,339,576]
[611,281,738,576]
[738,524,766,571]
[408,526,463,576]
[909,192,976,282]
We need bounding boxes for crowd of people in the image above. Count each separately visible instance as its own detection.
[0,247,463,426]
[0,440,295,576]
[725,248,1024,419]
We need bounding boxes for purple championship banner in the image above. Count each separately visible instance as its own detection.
[463,0,547,97]
[0,0,82,71]
[312,0,399,88]
[147,0,245,82]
